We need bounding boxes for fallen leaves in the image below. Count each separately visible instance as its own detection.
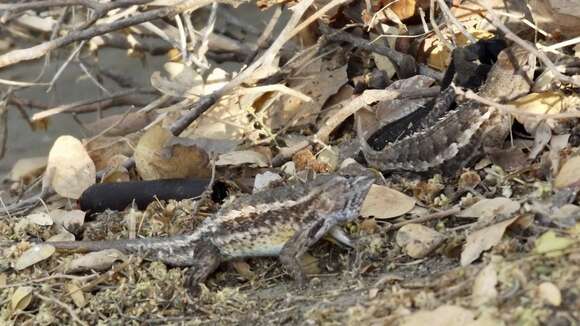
[535,282,562,307]
[360,184,416,219]
[554,155,580,188]
[396,223,444,258]
[134,125,210,180]
[10,286,33,314]
[66,249,127,273]
[401,305,475,326]
[460,217,518,266]
[457,198,521,221]
[216,150,269,167]
[471,262,498,306]
[13,244,55,271]
[44,135,96,199]
[534,230,576,254]
[9,156,47,183]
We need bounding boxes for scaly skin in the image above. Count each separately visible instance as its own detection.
[361,45,532,173]
[48,174,374,295]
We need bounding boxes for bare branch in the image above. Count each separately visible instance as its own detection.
[0,0,241,69]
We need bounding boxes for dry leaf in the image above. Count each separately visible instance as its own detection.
[101,166,130,183]
[231,260,256,281]
[488,147,529,172]
[216,150,269,167]
[65,281,87,308]
[67,249,127,273]
[554,155,580,188]
[253,172,282,193]
[134,125,210,180]
[11,286,33,313]
[50,209,85,230]
[530,0,580,38]
[317,147,339,171]
[361,184,416,219]
[396,224,444,258]
[375,0,425,21]
[26,212,53,226]
[536,282,562,306]
[460,217,517,266]
[47,230,76,242]
[86,134,138,171]
[45,135,96,199]
[13,244,55,271]
[472,262,498,306]
[548,134,570,175]
[425,30,495,71]
[85,111,155,137]
[401,305,475,326]
[534,230,575,254]
[457,198,520,221]
[529,120,552,159]
[9,157,46,183]
[268,63,347,129]
[511,91,575,133]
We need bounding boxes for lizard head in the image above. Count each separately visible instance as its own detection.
[314,175,374,223]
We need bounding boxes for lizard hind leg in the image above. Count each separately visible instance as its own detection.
[279,218,337,289]
[184,242,222,298]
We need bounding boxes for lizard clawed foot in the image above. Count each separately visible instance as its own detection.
[183,242,222,298]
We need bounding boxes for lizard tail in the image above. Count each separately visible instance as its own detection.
[48,235,198,267]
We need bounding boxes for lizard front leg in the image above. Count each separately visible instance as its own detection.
[279,217,337,289]
[184,241,222,297]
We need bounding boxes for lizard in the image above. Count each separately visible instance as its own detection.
[45,174,374,295]
[360,45,534,174]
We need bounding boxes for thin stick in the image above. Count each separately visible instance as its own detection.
[455,87,580,120]
[0,0,238,69]
[46,41,86,93]
[430,0,453,50]
[31,88,152,121]
[35,293,89,326]
[391,206,461,230]
[436,0,476,44]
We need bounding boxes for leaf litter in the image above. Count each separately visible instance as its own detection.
[0,0,579,324]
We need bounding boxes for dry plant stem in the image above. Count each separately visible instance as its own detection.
[35,293,89,326]
[391,206,461,230]
[0,0,150,14]
[477,1,579,87]
[0,0,240,69]
[31,88,154,121]
[319,24,417,78]
[110,0,332,172]
[0,274,98,289]
[455,87,580,120]
[271,87,441,166]
[430,0,453,50]
[435,0,476,44]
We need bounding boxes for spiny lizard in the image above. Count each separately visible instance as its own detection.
[360,45,533,173]
[47,174,374,294]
